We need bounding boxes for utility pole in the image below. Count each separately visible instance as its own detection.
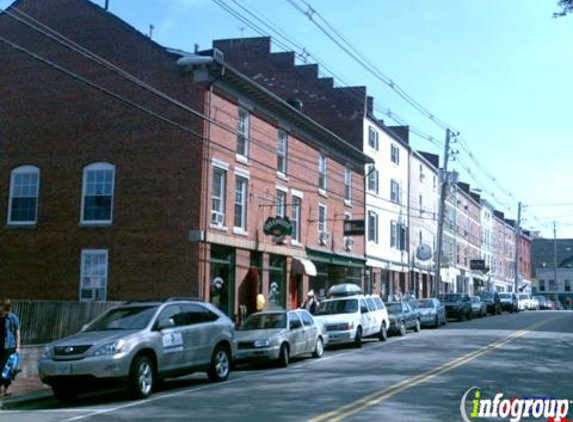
[553,221,558,302]
[513,202,522,294]
[433,129,453,296]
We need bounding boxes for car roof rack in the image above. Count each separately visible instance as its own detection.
[163,297,203,303]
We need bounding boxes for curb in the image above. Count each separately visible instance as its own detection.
[0,390,53,409]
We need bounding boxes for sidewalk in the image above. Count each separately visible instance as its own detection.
[0,376,52,408]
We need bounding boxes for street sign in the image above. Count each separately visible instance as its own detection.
[470,259,486,271]
[344,219,365,236]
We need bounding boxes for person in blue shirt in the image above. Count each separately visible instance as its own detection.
[1,297,20,397]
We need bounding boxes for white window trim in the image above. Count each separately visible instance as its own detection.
[291,195,302,244]
[7,165,40,226]
[211,166,227,228]
[211,158,230,170]
[368,211,378,244]
[80,162,115,226]
[235,167,250,179]
[79,249,109,302]
[235,153,249,164]
[291,189,304,199]
[344,166,352,204]
[318,203,327,233]
[234,176,248,231]
[237,108,250,159]
[276,185,289,193]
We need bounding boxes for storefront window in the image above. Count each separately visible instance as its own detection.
[268,254,286,310]
[210,245,235,318]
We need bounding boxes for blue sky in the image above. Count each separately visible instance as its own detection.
[2,0,572,237]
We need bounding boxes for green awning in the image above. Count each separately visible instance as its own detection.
[306,249,366,268]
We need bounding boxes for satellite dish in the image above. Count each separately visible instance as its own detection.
[416,244,433,261]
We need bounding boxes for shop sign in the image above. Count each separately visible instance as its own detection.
[263,216,293,243]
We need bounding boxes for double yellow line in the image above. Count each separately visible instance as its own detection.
[306,317,563,422]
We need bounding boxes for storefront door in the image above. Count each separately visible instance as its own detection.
[210,245,235,318]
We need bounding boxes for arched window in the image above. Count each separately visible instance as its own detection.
[81,162,115,224]
[8,165,40,225]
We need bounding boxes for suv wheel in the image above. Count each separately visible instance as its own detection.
[398,322,406,336]
[414,319,421,332]
[208,345,230,382]
[128,355,155,399]
[378,324,388,341]
[312,337,324,358]
[52,383,77,401]
[354,327,363,348]
[278,343,290,367]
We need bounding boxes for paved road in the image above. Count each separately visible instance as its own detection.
[2,311,572,422]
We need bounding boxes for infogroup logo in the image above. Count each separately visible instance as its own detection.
[460,386,571,422]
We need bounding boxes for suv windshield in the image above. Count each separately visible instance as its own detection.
[84,306,158,331]
[417,299,435,309]
[499,293,511,299]
[441,294,463,302]
[480,292,494,299]
[242,313,287,330]
[315,299,358,315]
[518,294,529,300]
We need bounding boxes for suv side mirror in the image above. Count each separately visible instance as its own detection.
[156,318,175,330]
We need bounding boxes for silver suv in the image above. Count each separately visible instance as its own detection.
[38,299,235,400]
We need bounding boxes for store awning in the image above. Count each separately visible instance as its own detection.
[292,258,317,277]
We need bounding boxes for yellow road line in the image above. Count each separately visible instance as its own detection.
[306,316,565,422]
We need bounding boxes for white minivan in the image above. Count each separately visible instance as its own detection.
[313,295,390,348]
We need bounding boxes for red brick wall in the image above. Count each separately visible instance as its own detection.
[206,90,365,257]
[0,0,207,300]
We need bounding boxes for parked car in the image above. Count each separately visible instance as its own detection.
[38,299,235,401]
[314,294,389,348]
[547,300,556,310]
[234,310,324,367]
[440,293,472,321]
[386,302,421,335]
[470,296,487,318]
[517,293,532,311]
[414,298,446,328]
[479,290,502,315]
[499,293,518,313]
[534,295,549,310]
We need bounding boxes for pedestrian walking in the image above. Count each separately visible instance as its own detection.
[1,297,20,397]
[302,290,319,315]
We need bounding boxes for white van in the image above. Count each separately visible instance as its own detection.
[313,295,390,348]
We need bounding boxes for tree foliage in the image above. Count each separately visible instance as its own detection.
[554,0,573,17]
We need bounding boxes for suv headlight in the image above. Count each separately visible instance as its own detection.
[253,340,270,348]
[94,339,126,356]
[42,346,52,358]
[340,322,354,331]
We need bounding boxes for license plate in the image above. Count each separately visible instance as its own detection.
[56,363,71,375]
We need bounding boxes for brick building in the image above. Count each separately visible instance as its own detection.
[0,0,370,318]
[208,37,419,299]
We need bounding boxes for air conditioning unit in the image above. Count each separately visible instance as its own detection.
[211,211,224,226]
[344,237,354,251]
[319,231,331,245]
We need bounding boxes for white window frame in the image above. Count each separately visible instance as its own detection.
[80,249,109,302]
[237,108,250,158]
[367,167,379,194]
[276,189,287,218]
[368,126,379,150]
[391,144,400,164]
[318,154,327,192]
[211,166,227,227]
[7,165,40,225]
[368,211,378,244]
[344,166,352,203]
[390,179,401,204]
[277,129,288,175]
[234,176,248,231]
[291,195,302,243]
[390,220,398,248]
[318,204,327,233]
[80,162,115,225]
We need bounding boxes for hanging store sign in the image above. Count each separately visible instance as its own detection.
[263,216,293,243]
[470,259,487,271]
[343,219,365,236]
